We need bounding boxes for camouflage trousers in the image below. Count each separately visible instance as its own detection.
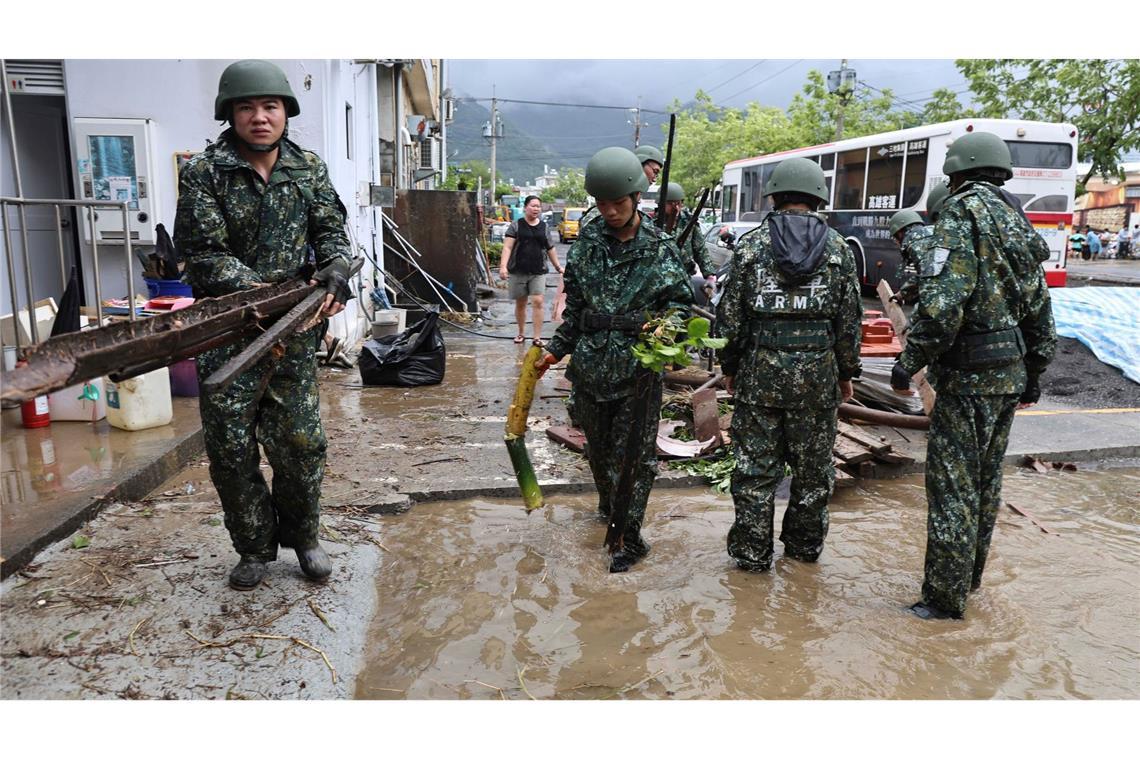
[728,402,837,569]
[922,393,1018,615]
[572,378,663,546]
[196,324,327,562]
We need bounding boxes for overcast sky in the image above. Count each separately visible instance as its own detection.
[448,59,968,112]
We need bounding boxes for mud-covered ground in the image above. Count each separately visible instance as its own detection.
[1041,337,1140,409]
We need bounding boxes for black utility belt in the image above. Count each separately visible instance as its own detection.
[941,326,1026,369]
[581,310,643,335]
[752,318,833,352]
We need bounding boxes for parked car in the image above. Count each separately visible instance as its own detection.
[558,207,586,243]
[703,221,761,268]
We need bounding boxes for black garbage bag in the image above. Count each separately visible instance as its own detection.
[358,311,446,386]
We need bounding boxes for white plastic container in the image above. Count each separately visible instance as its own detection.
[106,367,173,431]
[49,378,107,422]
[371,308,406,339]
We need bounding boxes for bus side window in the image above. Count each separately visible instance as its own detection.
[836,148,866,209]
[820,153,835,171]
[902,139,928,208]
[866,142,905,210]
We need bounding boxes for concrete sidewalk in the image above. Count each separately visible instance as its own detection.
[3,295,1139,578]
[1066,257,1140,285]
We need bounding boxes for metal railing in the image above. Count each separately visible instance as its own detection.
[1,197,135,357]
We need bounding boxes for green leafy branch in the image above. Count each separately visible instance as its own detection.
[631,312,726,373]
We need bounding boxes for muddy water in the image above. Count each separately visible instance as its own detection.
[357,465,1140,699]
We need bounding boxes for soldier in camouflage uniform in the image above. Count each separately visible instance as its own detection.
[888,210,932,306]
[535,147,693,573]
[718,157,863,572]
[661,181,716,283]
[926,182,951,225]
[175,60,353,590]
[892,131,1056,619]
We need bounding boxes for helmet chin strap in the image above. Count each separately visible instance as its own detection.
[622,193,639,229]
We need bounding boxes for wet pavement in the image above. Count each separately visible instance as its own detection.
[357,463,1140,699]
[1,399,202,576]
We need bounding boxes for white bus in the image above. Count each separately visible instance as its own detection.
[720,118,1077,289]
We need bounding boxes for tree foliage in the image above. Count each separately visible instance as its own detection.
[956,59,1140,182]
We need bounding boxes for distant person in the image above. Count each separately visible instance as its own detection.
[499,195,562,345]
[1069,229,1086,260]
[1118,225,1133,259]
[888,210,932,305]
[1085,225,1101,259]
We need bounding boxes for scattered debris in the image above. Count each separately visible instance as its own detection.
[1019,455,1078,474]
[1006,502,1055,534]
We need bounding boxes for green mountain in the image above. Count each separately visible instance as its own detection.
[447,95,673,186]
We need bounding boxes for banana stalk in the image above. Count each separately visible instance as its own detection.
[505,344,545,511]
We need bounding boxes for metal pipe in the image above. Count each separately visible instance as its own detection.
[1,61,38,345]
[121,203,135,323]
[17,204,36,343]
[838,403,930,431]
[88,207,103,325]
[2,201,22,356]
[54,204,66,289]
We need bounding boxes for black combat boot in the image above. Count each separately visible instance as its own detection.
[229,557,267,590]
[908,601,963,620]
[609,533,651,573]
[296,544,332,582]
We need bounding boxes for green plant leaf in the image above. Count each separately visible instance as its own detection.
[686,317,711,340]
[71,535,90,550]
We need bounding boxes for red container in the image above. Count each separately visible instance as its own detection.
[16,361,51,428]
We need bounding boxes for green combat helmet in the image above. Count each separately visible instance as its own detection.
[214,59,301,121]
[585,147,649,200]
[889,210,925,238]
[763,157,829,205]
[926,182,951,221]
[634,145,664,167]
[942,131,1013,181]
[665,182,685,202]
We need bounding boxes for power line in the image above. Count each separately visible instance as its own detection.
[457,96,671,114]
[718,59,806,103]
[706,61,767,94]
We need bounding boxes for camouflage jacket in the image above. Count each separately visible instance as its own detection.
[547,211,693,400]
[579,205,601,231]
[175,129,351,297]
[718,209,863,409]
[897,224,936,304]
[898,181,1056,395]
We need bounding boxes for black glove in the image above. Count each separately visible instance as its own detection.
[891,362,913,391]
[1020,376,1041,405]
[313,258,352,305]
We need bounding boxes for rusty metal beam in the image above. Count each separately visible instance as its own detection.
[0,279,314,404]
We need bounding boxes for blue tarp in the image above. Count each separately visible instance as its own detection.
[1048,287,1140,383]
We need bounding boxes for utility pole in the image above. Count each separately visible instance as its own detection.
[629,97,645,148]
[483,85,503,211]
[828,59,856,141]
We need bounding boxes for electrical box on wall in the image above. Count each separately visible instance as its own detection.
[72,117,160,245]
